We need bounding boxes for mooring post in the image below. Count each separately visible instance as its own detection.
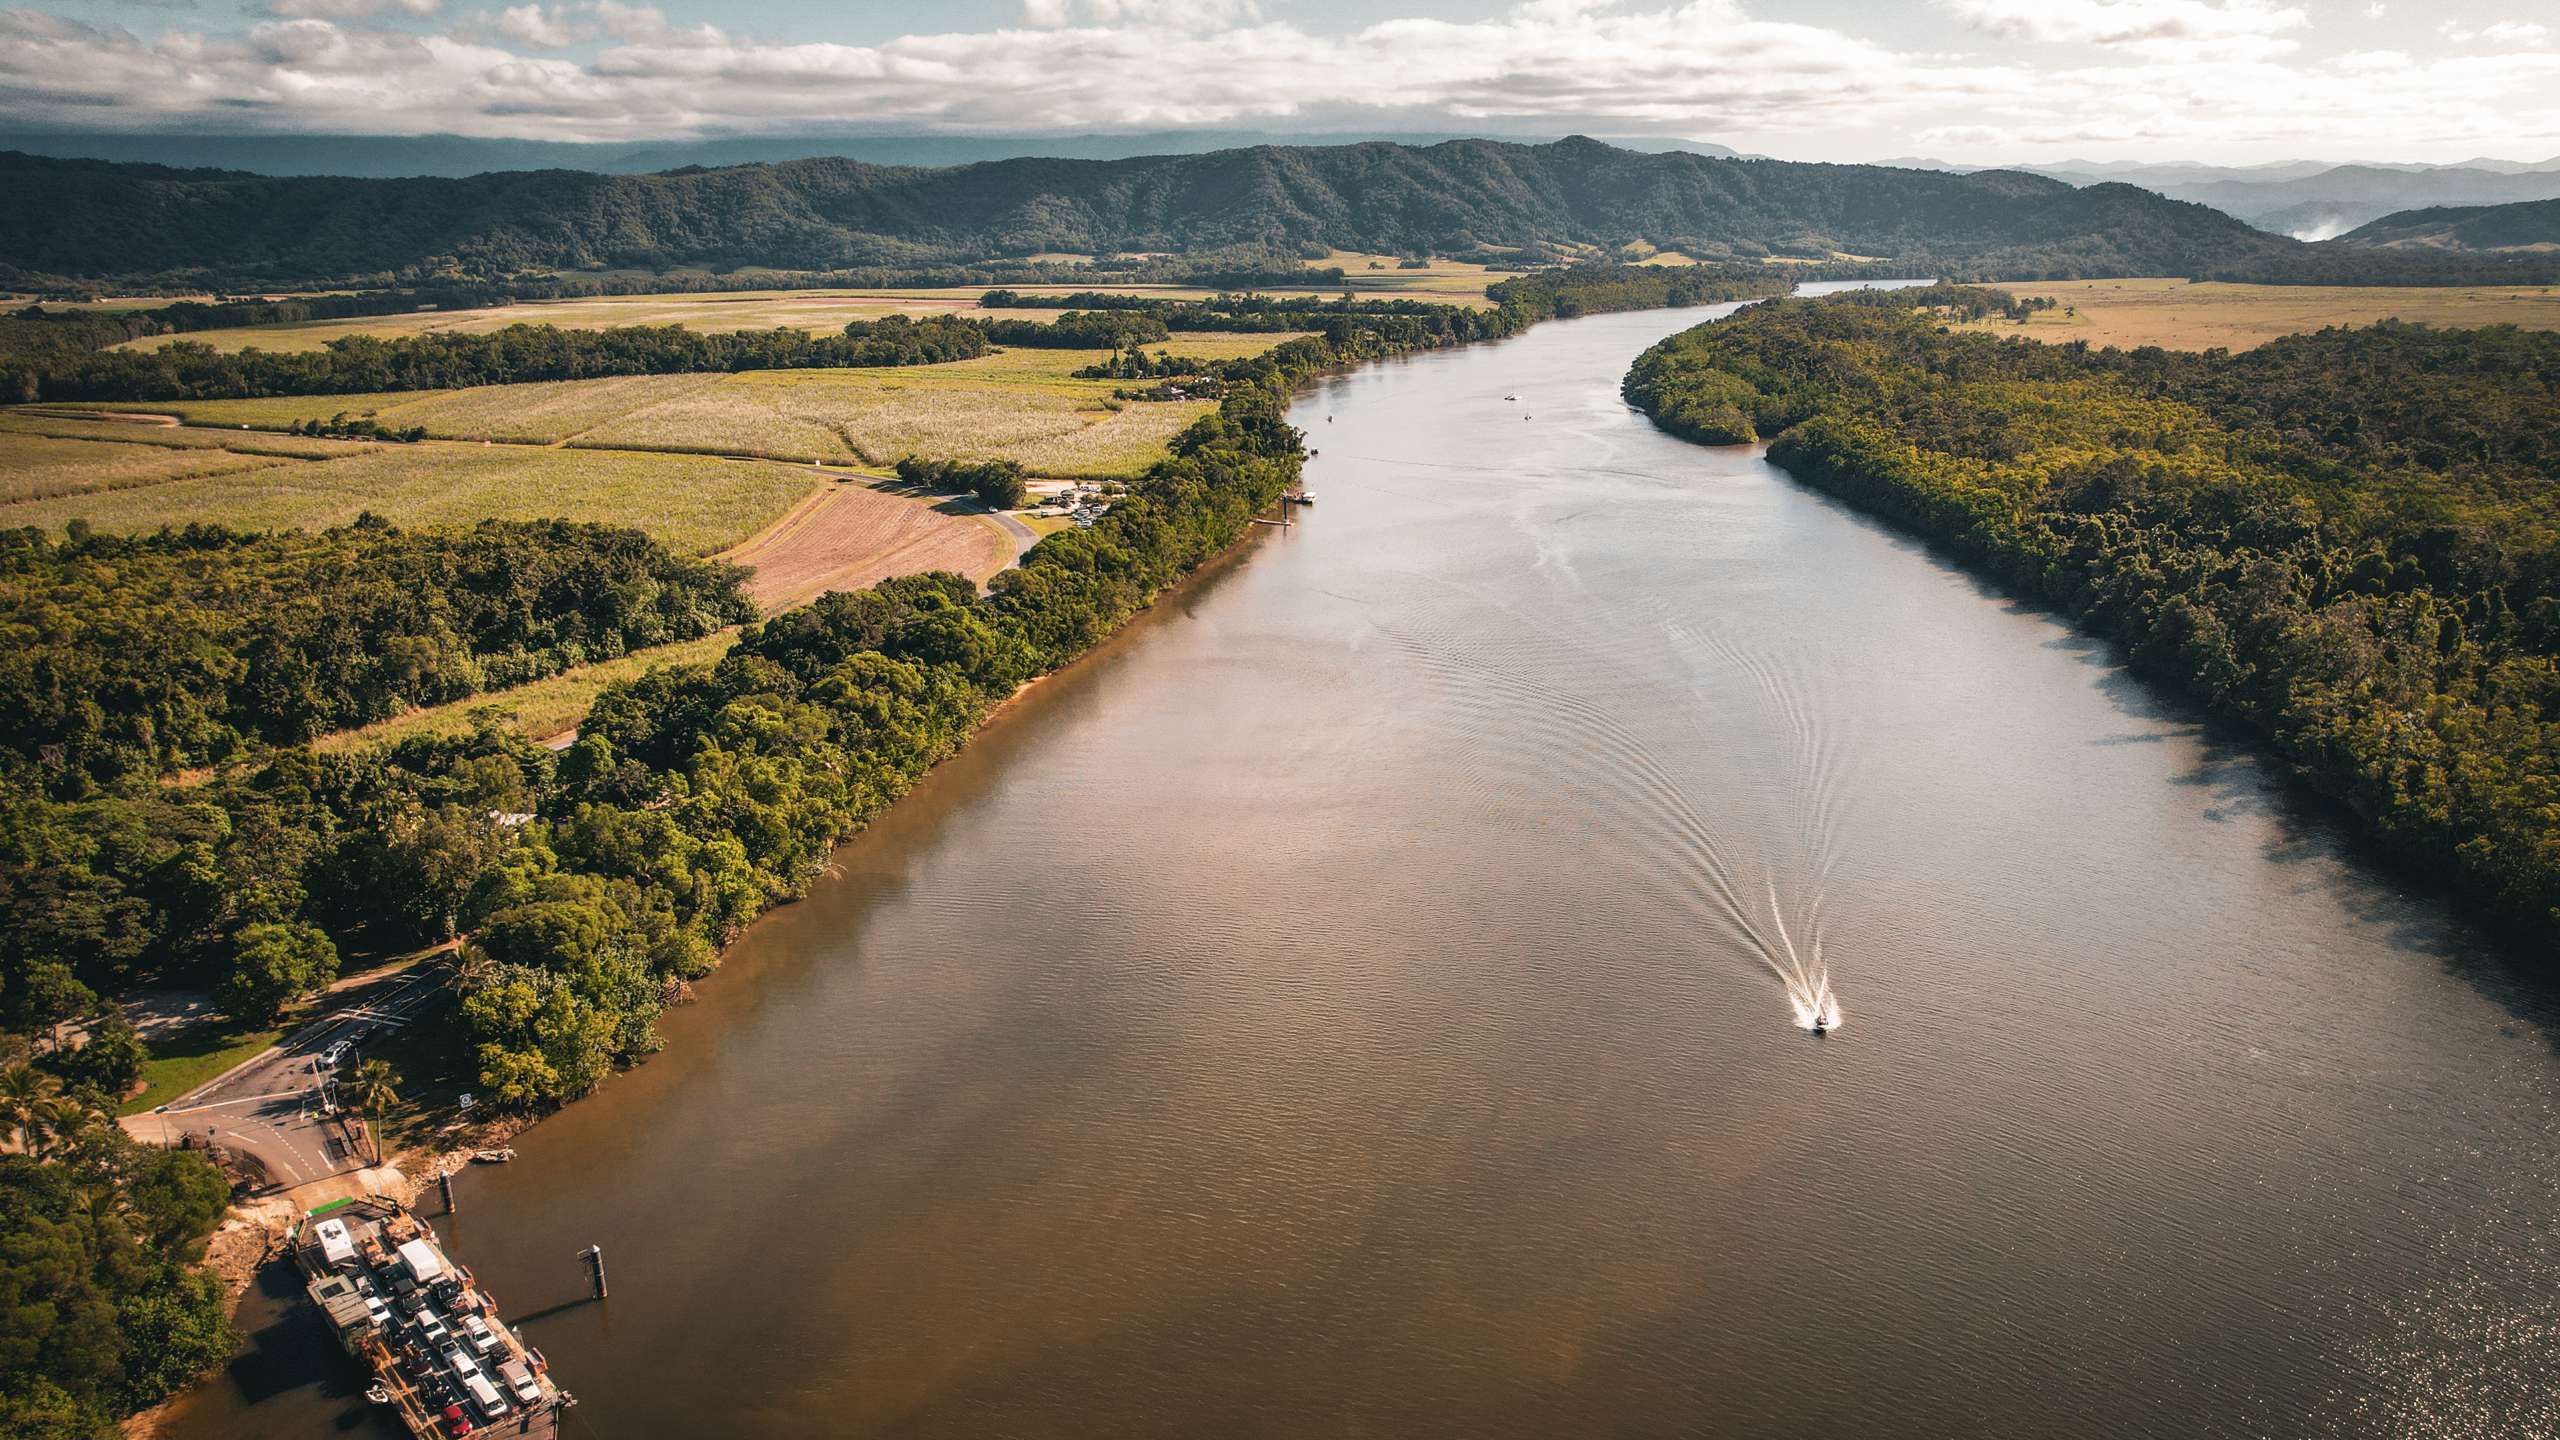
[580,1244,607,1300]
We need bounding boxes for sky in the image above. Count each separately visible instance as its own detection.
[2,0,2558,165]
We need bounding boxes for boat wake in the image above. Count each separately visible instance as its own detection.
[1364,571,1853,1034]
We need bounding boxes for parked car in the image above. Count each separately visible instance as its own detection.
[441,1344,482,1383]
[497,1358,542,1407]
[440,1401,474,1437]
[417,1309,448,1344]
[463,1371,511,1421]
[460,1313,498,1354]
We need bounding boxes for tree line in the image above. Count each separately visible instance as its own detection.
[0,517,754,795]
[1625,286,2560,951]
[0,1055,234,1440]
[18,313,992,404]
[893,455,1029,510]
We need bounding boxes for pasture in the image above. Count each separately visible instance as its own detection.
[1954,277,2560,350]
[75,336,1298,478]
[312,629,744,752]
[107,292,1070,354]
[0,439,818,556]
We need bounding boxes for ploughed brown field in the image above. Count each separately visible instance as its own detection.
[719,480,1016,612]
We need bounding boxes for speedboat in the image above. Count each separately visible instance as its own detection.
[1810,1012,1828,1035]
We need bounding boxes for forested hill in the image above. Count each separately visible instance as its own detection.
[0,137,2291,288]
[2340,197,2560,251]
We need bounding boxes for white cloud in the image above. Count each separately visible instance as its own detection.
[491,3,575,46]
[0,0,2552,165]
[1021,0,1262,28]
[1944,0,2307,59]
[2439,19,2550,44]
[267,0,441,17]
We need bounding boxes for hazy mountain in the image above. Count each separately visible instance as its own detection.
[0,130,1737,180]
[2339,198,2560,251]
[0,138,2288,288]
[2022,160,2560,238]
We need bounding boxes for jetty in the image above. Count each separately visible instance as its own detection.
[292,1195,573,1438]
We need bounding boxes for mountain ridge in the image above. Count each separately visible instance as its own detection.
[0,137,2289,288]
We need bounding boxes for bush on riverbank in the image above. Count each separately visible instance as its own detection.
[1625,285,2560,950]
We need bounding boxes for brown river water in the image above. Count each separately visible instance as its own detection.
[164,291,2559,1440]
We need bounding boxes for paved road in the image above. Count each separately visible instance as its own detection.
[126,964,450,1190]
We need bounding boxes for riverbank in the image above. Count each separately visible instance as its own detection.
[1624,283,2560,956]
[155,297,2557,1440]
[136,270,1819,1431]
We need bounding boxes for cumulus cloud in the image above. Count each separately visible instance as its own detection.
[267,0,441,17]
[469,0,668,47]
[0,0,2554,163]
[2439,19,2550,44]
[1944,0,2306,58]
[1020,0,1263,28]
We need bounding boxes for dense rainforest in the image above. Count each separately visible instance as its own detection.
[0,1105,234,1440]
[0,138,2291,289]
[0,519,753,792]
[1624,287,2560,951]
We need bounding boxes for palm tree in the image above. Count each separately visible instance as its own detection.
[0,1063,60,1153]
[33,1096,98,1159]
[348,1060,401,1164]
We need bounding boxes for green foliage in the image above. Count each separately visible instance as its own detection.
[213,920,338,1023]
[0,517,754,791]
[1627,287,2560,949]
[46,1012,144,1100]
[0,1122,233,1438]
[895,454,1028,509]
[31,313,989,404]
[978,310,1171,348]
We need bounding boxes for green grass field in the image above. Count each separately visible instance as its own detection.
[313,628,742,751]
[91,391,448,429]
[119,1018,287,1116]
[0,431,292,503]
[0,440,818,556]
[1,412,378,458]
[58,336,1295,481]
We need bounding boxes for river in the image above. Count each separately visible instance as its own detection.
[164,291,2559,1440]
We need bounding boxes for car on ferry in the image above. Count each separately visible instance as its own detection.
[497,1357,542,1407]
[441,1342,483,1384]
[463,1371,512,1422]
